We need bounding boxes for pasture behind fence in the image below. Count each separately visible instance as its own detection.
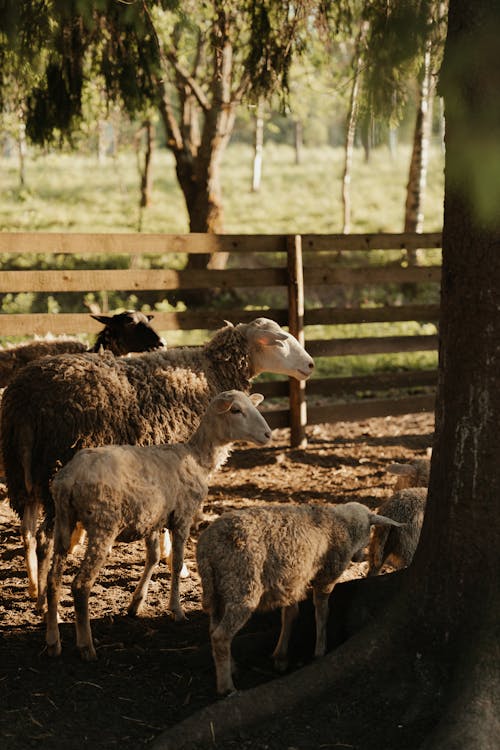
[0,232,442,445]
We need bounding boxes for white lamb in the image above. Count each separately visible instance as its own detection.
[196,502,401,694]
[45,390,272,662]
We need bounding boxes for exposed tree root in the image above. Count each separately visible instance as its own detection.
[151,573,411,750]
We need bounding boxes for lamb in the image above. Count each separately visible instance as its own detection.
[196,501,401,694]
[387,457,430,490]
[1,317,314,607]
[367,487,427,576]
[45,390,272,662]
[0,310,164,593]
[366,456,430,576]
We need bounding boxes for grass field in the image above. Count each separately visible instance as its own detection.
[0,141,444,234]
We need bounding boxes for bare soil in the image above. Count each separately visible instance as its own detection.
[0,412,433,749]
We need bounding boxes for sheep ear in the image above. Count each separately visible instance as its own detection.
[388,463,414,476]
[369,513,403,528]
[254,330,289,346]
[90,314,112,325]
[214,396,235,413]
[249,393,264,406]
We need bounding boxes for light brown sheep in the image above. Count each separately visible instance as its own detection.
[196,501,401,694]
[45,390,272,662]
[388,457,430,490]
[367,486,427,576]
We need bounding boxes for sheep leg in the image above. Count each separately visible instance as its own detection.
[313,587,333,658]
[367,527,390,576]
[68,522,86,555]
[21,501,40,599]
[272,603,299,672]
[35,517,54,614]
[160,529,189,579]
[45,534,70,657]
[210,604,254,695]
[128,533,160,616]
[167,528,189,622]
[72,537,112,662]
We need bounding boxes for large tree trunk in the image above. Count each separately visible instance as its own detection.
[150,2,500,748]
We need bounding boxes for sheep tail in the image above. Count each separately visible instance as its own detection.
[51,483,76,552]
[197,553,215,614]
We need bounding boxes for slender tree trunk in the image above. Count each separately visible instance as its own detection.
[342,20,369,234]
[251,98,264,192]
[404,44,436,264]
[134,119,155,232]
[17,119,26,189]
[294,119,303,165]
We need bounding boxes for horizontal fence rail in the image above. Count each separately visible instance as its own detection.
[0,232,442,445]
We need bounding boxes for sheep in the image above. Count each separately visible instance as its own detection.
[387,457,430,490]
[1,317,314,607]
[0,310,165,593]
[196,501,401,694]
[367,486,427,576]
[0,310,165,389]
[45,390,272,662]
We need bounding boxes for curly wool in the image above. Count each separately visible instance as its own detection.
[2,323,252,520]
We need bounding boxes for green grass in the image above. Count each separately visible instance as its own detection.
[0,141,444,234]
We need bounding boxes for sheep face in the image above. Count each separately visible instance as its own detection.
[210,390,272,446]
[91,310,165,353]
[242,318,314,380]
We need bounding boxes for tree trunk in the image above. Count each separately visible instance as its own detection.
[294,119,303,165]
[251,98,264,192]
[342,21,369,234]
[150,3,500,748]
[404,43,436,264]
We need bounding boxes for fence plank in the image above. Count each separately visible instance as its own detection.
[304,265,441,285]
[307,394,436,424]
[304,304,440,325]
[0,309,290,337]
[0,233,287,256]
[0,267,288,293]
[302,232,442,252]
[307,334,439,357]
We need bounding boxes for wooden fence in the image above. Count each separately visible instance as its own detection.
[0,232,442,446]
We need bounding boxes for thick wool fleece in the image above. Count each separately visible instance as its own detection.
[2,324,252,520]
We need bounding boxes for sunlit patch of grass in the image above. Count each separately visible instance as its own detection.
[0,141,444,234]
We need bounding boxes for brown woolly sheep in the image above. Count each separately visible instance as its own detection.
[45,391,272,661]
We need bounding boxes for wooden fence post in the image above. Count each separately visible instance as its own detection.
[287,234,307,448]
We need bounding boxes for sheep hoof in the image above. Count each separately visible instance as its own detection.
[78,645,97,662]
[170,610,187,623]
[28,583,38,600]
[46,640,62,658]
[127,601,142,617]
[273,657,288,673]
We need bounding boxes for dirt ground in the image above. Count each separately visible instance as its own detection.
[0,412,433,750]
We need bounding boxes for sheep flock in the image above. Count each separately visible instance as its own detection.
[0,316,433,696]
